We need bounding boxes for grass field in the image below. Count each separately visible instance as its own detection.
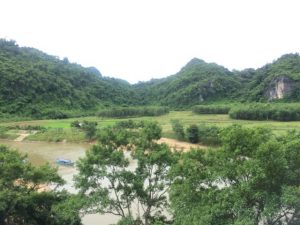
[1,111,300,142]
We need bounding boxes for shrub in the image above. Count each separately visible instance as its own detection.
[229,103,300,121]
[98,106,169,118]
[192,105,231,114]
[186,124,199,143]
[171,120,185,140]
[198,124,221,145]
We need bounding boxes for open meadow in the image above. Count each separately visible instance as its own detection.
[1,111,300,142]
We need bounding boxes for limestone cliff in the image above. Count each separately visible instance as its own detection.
[265,76,295,100]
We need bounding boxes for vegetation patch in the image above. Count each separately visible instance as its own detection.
[229,103,300,121]
[192,105,231,114]
[26,128,86,142]
[0,127,19,140]
[98,106,169,118]
[4,111,300,142]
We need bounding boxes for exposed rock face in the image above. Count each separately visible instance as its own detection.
[265,76,294,100]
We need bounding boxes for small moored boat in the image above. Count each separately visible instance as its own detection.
[56,158,75,166]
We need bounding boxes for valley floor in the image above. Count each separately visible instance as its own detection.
[1,111,300,143]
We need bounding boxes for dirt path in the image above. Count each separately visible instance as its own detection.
[14,130,37,142]
[157,137,206,151]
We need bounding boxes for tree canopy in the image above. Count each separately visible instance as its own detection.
[170,125,300,225]
[75,122,177,225]
[0,145,82,225]
[0,39,136,119]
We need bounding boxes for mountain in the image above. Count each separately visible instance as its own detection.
[239,53,300,101]
[1,39,300,119]
[134,54,300,107]
[0,39,136,118]
[134,58,242,107]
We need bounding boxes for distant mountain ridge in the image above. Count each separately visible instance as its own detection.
[0,39,300,118]
[133,57,241,107]
[0,39,135,118]
[134,53,300,107]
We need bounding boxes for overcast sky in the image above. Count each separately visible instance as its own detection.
[1,0,300,83]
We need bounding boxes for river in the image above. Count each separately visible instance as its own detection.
[0,140,120,225]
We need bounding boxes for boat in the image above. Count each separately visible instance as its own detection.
[56,158,75,166]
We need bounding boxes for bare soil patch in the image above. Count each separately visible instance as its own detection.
[14,130,37,142]
[157,137,206,151]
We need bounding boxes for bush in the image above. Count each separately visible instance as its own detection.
[114,120,145,129]
[198,124,221,145]
[81,121,98,140]
[70,120,81,128]
[44,110,69,119]
[171,120,185,140]
[5,125,46,131]
[70,120,98,140]
[186,125,199,143]
[229,103,300,121]
[98,106,169,118]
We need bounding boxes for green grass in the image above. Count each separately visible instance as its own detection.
[25,128,86,142]
[2,111,300,142]
[0,131,19,140]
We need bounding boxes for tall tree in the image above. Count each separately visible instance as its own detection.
[75,122,176,225]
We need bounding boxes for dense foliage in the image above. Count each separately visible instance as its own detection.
[70,120,98,140]
[242,54,300,101]
[0,39,136,119]
[0,145,82,225]
[98,106,169,118]
[197,124,221,145]
[171,120,185,140]
[2,121,299,225]
[134,54,300,106]
[74,123,300,225]
[171,121,221,146]
[186,124,199,143]
[170,125,300,225]
[192,105,231,114]
[114,120,145,129]
[75,122,176,225]
[1,39,300,118]
[134,58,241,107]
[229,103,300,121]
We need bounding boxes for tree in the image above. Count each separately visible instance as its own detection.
[75,122,176,225]
[0,145,82,225]
[186,124,199,143]
[171,120,185,140]
[170,125,300,225]
[81,121,98,140]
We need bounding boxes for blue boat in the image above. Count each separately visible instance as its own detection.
[56,158,75,166]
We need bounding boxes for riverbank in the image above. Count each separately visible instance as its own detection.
[0,139,134,225]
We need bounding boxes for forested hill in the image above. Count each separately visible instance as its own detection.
[134,53,300,107]
[238,53,300,101]
[1,39,300,119]
[0,39,136,118]
[133,58,241,107]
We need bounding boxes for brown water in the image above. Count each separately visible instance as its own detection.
[0,140,120,225]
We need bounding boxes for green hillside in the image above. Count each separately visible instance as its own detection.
[134,58,241,107]
[240,53,300,101]
[135,54,300,106]
[0,39,136,119]
[1,39,300,119]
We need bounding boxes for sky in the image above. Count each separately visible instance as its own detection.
[1,0,300,83]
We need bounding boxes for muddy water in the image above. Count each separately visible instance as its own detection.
[0,140,120,225]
